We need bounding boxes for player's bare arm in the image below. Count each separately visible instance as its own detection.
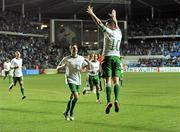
[56,57,67,70]
[81,58,90,72]
[56,59,66,70]
[84,58,90,70]
[56,64,66,70]
[86,5,102,26]
[109,9,118,28]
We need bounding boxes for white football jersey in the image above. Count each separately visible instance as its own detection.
[101,24,122,57]
[10,58,23,77]
[88,60,100,76]
[60,55,88,85]
[4,62,11,71]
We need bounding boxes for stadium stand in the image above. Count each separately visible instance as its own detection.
[128,18,180,36]
[0,5,179,69]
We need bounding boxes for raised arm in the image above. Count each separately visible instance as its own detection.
[109,9,118,28]
[86,5,102,26]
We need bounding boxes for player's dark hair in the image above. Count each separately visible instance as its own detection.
[106,19,116,25]
[69,44,78,51]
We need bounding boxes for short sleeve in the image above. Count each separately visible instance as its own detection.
[10,60,15,68]
[81,58,88,68]
[99,23,113,35]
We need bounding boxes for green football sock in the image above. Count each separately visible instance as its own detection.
[106,86,111,103]
[99,80,103,91]
[3,75,7,80]
[9,83,14,90]
[96,92,100,100]
[120,80,123,86]
[65,99,72,114]
[70,99,77,115]
[20,87,25,96]
[114,84,120,101]
[9,76,11,84]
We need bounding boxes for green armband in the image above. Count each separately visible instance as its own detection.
[99,24,106,32]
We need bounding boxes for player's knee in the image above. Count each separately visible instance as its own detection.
[113,77,119,84]
[74,93,79,100]
[96,85,100,90]
[105,83,111,87]
[74,96,79,100]
[19,83,23,87]
[114,83,119,87]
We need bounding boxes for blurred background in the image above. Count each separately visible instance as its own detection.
[0,0,179,73]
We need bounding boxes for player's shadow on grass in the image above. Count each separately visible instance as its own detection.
[123,103,180,109]
[0,107,58,115]
[78,101,100,105]
[28,98,67,104]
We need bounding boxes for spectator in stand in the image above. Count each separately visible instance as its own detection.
[128,18,179,36]
[0,10,46,34]
[0,35,88,70]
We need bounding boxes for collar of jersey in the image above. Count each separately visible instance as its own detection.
[71,55,78,58]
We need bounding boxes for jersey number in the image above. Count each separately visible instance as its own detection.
[111,39,120,51]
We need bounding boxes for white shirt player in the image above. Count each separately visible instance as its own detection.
[101,24,122,57]
[10,58,23,77]
[88,60,100,76]
[4,61,11,71]
[60,55,87,85]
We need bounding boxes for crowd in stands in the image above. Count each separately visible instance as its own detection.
[124,41,180,67]
[136,57,180,67]
[122,41,180,56]
[0,35,88,70]
[0,10,179,69]
[0,11,45,34]
[1,35,178,69]
[0,38,179,69]
[128,18,180,36]
[0,35,66,70]
[122,41,162,55]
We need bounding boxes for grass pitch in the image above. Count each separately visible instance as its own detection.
[0,73,180,132]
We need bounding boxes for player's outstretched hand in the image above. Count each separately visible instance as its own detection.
[112,9,116,16]
[109,9,116,18]
[86,5,93,14]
